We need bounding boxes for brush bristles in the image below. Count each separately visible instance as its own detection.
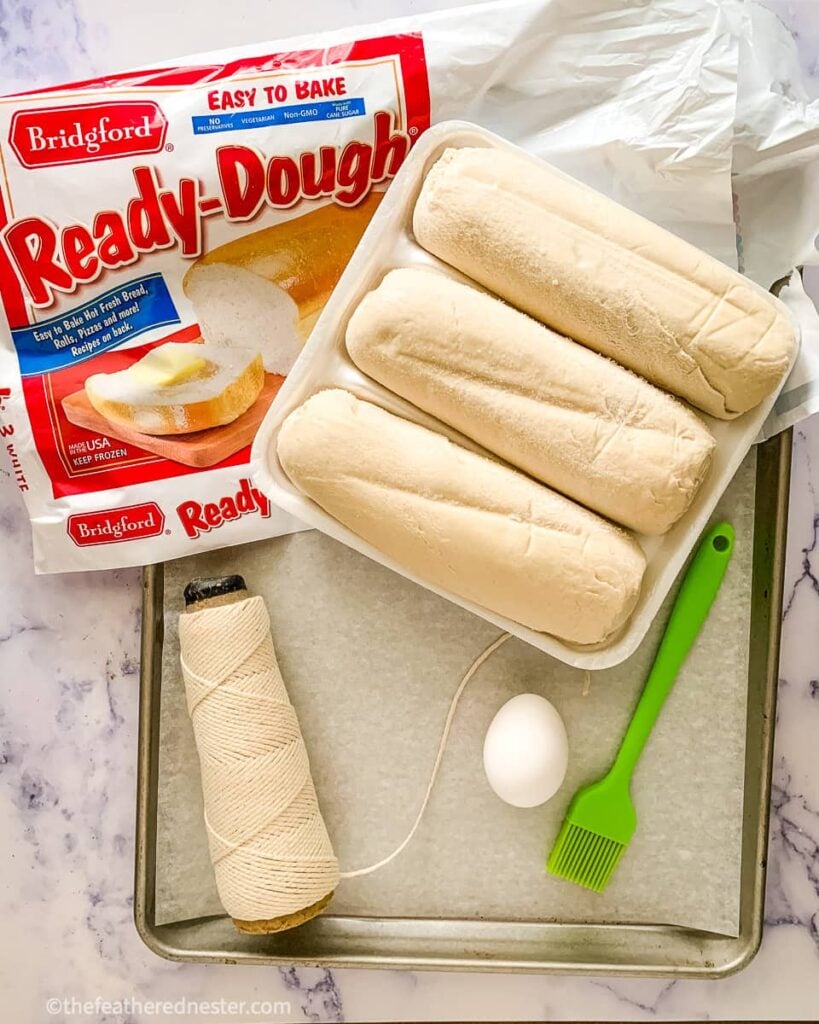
[547,822,626,893]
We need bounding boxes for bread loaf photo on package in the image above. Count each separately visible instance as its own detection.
[413,146,797,419]
[183,193,383,376]
[346,267,715,535]
[276,388,646,646]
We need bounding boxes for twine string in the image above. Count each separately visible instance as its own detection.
[179,594,510,919]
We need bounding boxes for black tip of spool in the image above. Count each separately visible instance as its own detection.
[184,575,247,607]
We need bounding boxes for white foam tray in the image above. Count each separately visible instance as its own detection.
[251,120,799,670]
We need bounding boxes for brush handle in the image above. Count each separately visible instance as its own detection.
[611,521,734,782]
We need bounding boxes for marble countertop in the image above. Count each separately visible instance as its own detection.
[2,0,819,1020]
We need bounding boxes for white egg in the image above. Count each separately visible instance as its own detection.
[482,693,568,808]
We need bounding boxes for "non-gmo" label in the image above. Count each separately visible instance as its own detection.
[67,502,165,546]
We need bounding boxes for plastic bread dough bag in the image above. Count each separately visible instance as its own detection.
[0,0,816,571]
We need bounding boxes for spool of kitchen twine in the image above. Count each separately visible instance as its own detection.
[178,575,510,933]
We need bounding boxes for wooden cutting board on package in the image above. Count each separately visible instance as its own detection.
[62,373,285,468]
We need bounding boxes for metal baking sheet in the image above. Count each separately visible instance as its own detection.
[134,431,789,976]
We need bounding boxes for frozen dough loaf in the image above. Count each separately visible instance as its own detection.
[276,389,646,645]
[183,193,382,375]
[413,147,796,419]
[347,268,715,535]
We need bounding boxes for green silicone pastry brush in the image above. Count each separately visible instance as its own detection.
[546,520,735,893]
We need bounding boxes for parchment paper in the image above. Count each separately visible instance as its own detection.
[154,452,755,937]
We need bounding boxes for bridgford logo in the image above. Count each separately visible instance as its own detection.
[176,478,271,539]
[9,101,168,168]
[67,502,165,546]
